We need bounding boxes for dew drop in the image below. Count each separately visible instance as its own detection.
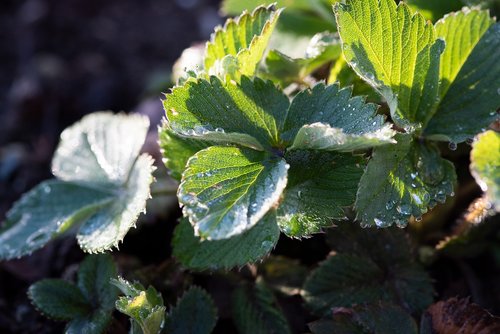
[261,240,274,249]
[43,185,51,194]
[448,142,457,151]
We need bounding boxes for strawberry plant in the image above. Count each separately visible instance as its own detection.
[1,0,499,333]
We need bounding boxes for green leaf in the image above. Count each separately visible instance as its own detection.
[281,83,395,148]
[77,254,118,311]
[112,277,166,334]
[471,131,500,211]
[204,4,282,80]
[173,213,280,271]
[407,0,463,22]
[0,181,113,259]
[232,280,291,334]
[303,223,434,316]
[164,286,218,334]
[65,310,112,334]
[423,18,500,142]
[221,0,313,15]
[0,112,155,258]
[355,134,456,227]
[263,32,342,86]
[277,150,365,238]
[258,256,309,296]
[178,146,288,240]
[76,154,155,252]
[335,0,444,129]
[28,280,90,320]
[158,123,211,181]
[309,303,418,334]
[164,76,289,150]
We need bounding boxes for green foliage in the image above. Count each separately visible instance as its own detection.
[302,223,434,316]
[164,286,218,334]
[232,280,291,334]
[172,215,280,270]
[0,112,154,259]
[113,277,217,334]
[112,277,166,334]
[309,303,418,334]
[355,134,456,227]
[28,255,118,334]
[204,5,282,80]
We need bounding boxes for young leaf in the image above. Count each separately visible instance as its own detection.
[178,146,288,240]
[0,112,155,258]
[158,123,211,181]
[164,286,218,334]
[281,83,395,149]
[164,76,289,150]
[421,297,500,334]
[471,131,500,211]
[28,255,118,334]
[423,11,499,142]
[204,5,282,80]
[277,150,365,238]
[303,223,433,316]
[309,303,418,334]
[0,181,113,259]
[335,0,444,129]
[355,134,456,227]
[173,214,280,271]
[263,32,342,86]
[112,277,166,334]
[232,280,291,334]
[28,280,90,320]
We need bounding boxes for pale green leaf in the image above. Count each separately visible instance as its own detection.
[232,280,291,334]
[173,214,280,271]
[178,146,287,240]
[0,181,113,259]
[309,303,418,334]
[281,83,395,149]
[164,286,218,334]
[158,123,211,181]
[423,21,500,142]
[76,154,155,252]
[77,254,118,311]
[112,277,166,334]
[335,0,444,129]
[355,134,456,227]
[277,151,365,238]
[28,280,90,320]
[52,112,149,185]
[205,5,282,79]
[407,0,463,22]
[470,131,500,211]
[303,223,433,316]
[164,76,289,150]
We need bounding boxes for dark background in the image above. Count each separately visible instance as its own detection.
[0,0,223,332]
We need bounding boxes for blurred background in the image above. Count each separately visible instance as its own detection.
[0,1,222,332]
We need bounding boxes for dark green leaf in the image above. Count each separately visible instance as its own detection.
[28,280,90,320]
[232,280,291,334]
[173,214,280,271]
[164,286,218,334]
[77,254,118,311]
[407,0,463,21]
[277,151,365,238]
[355,134,456,227]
